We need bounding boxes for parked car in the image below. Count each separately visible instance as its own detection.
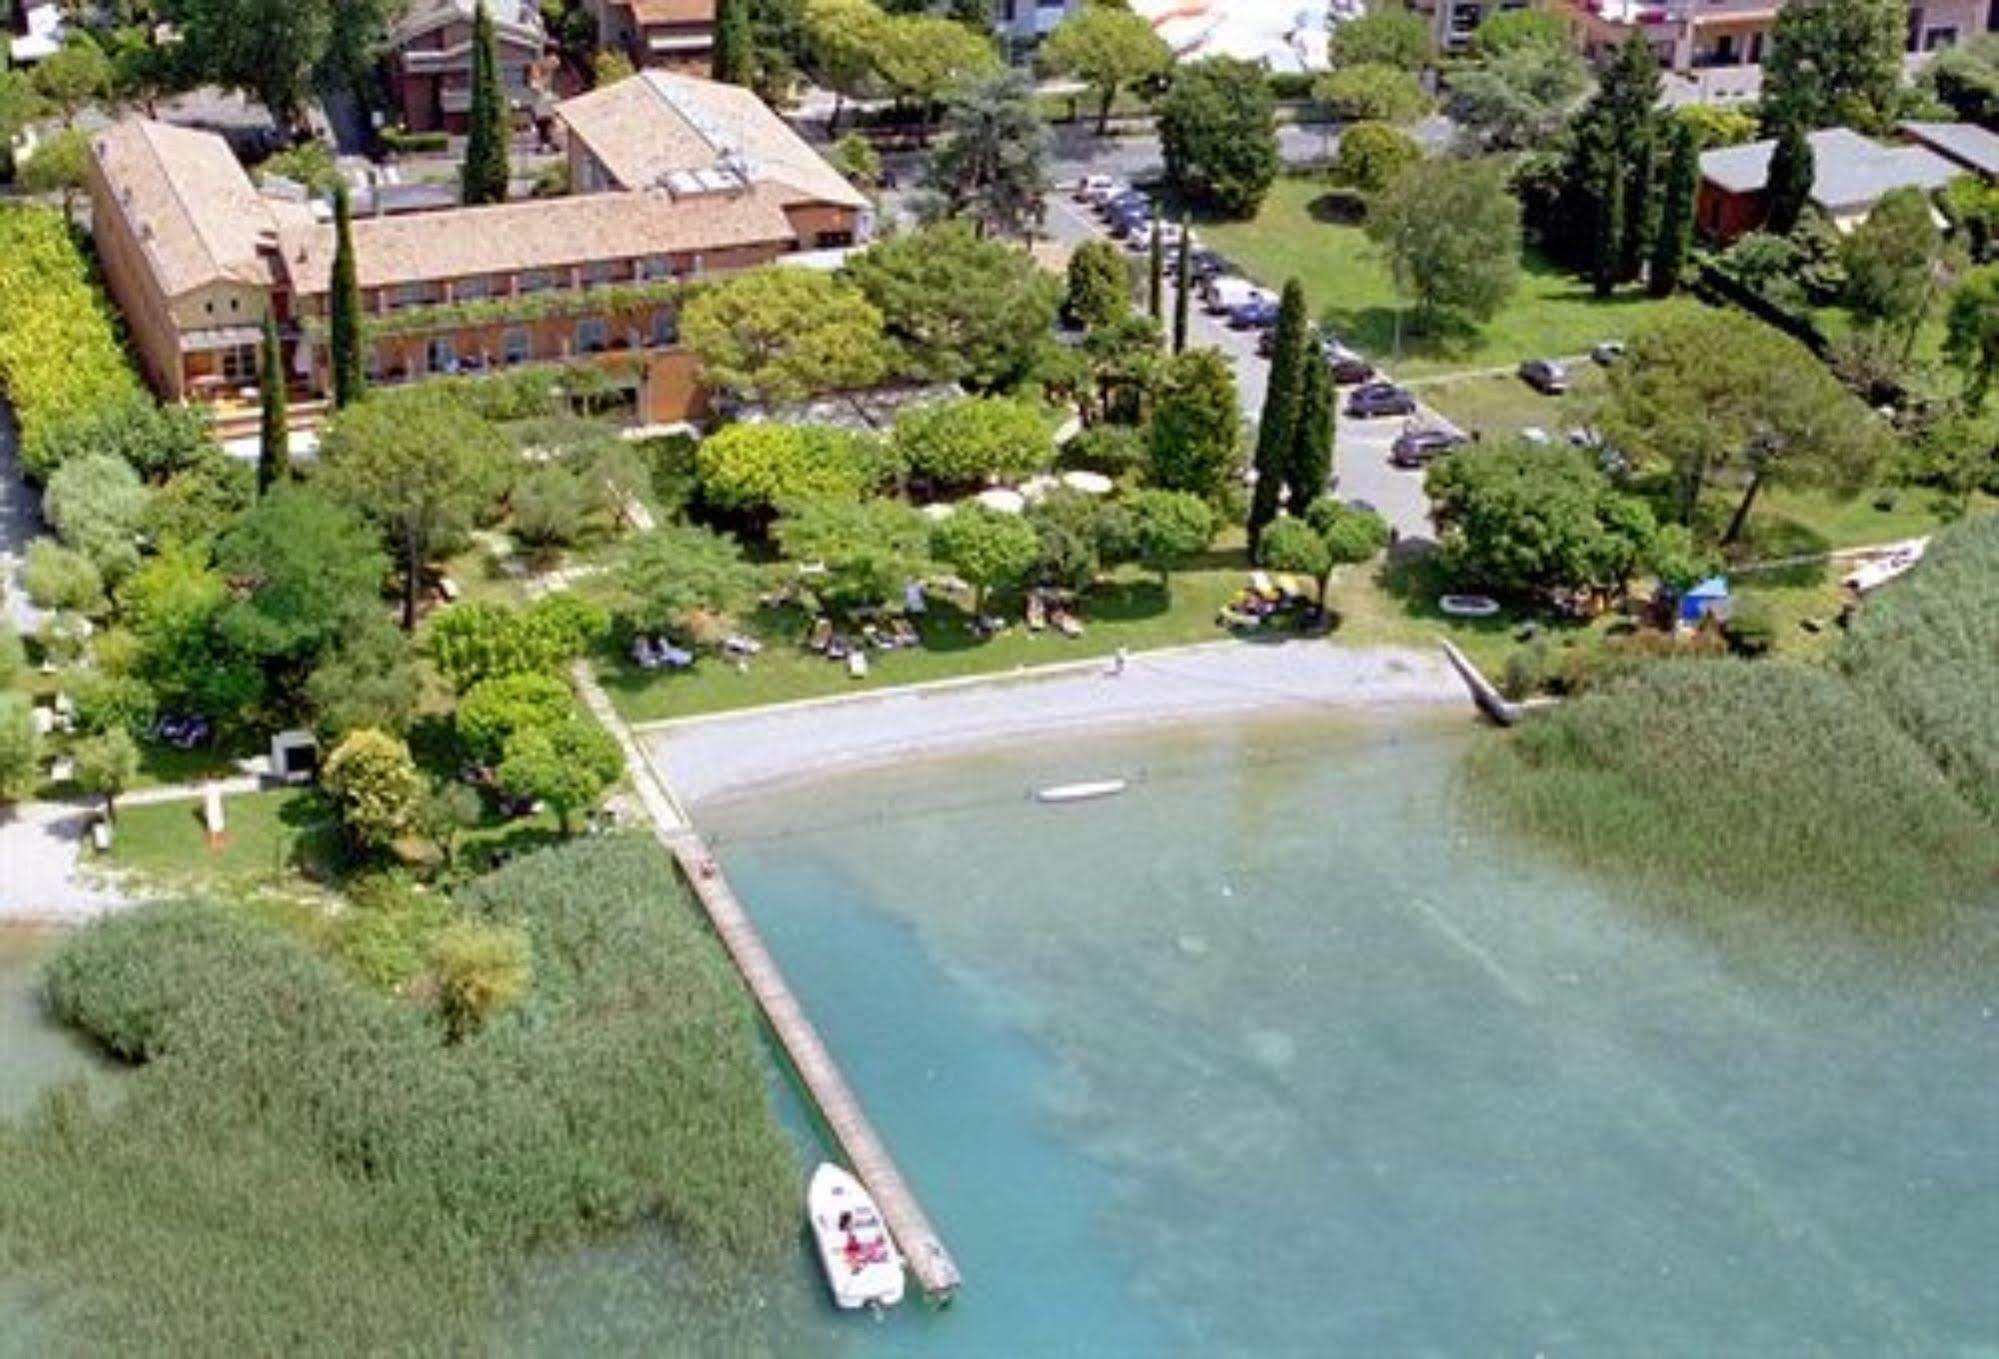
[1187,248,1230,282]
[153,713,213,750]
[1389,427,1466,467]
[1519,358,1570,394]
[1228,296,1281,329]
[1101,189,1149,218]
[1201,275,1263,314]
[1073,174,1116,202]
[1590,340,1625,366]
[1106,205,1152,240]
[1347,381,1418,418]
[1324,343,1375,385]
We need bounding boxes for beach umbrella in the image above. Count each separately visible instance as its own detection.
[1060,470,1114,496]
[973,488,1026,514]
[919,502,956,521]
[1019,475,1058,502]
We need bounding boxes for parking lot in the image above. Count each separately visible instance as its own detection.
[1042,191,1441,543]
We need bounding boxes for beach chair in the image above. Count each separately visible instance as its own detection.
[1026,593,1048,631]
[1052,609,1084,639]
[806,617,833,652]
[891,617,921,647]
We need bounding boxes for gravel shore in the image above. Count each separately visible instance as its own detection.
[645,641,1466,805]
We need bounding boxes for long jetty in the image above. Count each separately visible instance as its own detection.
[665,833,964,1303]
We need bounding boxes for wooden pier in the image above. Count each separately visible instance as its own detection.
[665,832,964,1304]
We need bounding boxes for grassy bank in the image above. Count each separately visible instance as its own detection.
[0,837,795,1352]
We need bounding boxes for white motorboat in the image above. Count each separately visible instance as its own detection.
[808,1163,905,1311]
[1035,778,1129,804]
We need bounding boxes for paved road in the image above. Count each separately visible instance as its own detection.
[1041,194,1437,542]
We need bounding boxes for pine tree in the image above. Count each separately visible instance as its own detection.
[330,181,365,409]
[1649,121,1698,297]
[1172,215,1192,354]
[257,311,288,493]
[1147,216,1164,320]
[1591,148,1625,299]
[714,0,755,86]
[1562,32,1662,288]
[1620,129,1659,283]
[1765,119,1814,235]
[1285,350,1333,521]
[1248,278,1309,557]
[460,0,510,207]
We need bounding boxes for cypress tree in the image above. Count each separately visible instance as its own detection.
[1591,150,1625,299]
[1147,216,1164,320]
[461,0,510,206]
[1248,278,1309,557]
[329,181,365,409]
[714,0,755,86]
[1172,215,1192,354]
[1619,128,1659,284]
[1649,122,1698,297]
[1764,119,1814,235]
[1285,350,1333,521]
[257,311,289,494]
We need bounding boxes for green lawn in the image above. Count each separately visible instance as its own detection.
[1416,366,1608,441]
[1200,177,1699,378]
[103,788,342,890]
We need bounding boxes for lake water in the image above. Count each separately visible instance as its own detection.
[5,715,1995,1354]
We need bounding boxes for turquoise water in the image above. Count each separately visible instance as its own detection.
[696,713,1999,1355]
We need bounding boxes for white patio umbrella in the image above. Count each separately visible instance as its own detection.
[1019,474,1059,502]
[973,488,1027,514]
[1060,470,1115,496]
[919,502,956,521]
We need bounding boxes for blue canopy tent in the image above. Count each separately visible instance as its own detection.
[1678,576,1731,626]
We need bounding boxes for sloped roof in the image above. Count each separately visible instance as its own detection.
[1700,127,1963,212]
[1898,120,1999,179]
[388,0,544,46]
[624,0,716,22]
[556,70,868,211]
[90,119,286,297]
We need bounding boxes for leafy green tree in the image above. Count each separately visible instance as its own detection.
[321,727,424,850]
[428,922,532,1041]
[22,540,105,615]
[456,671,573,765]
[69,671,159,742]
[1595,309,1888,539]
[805,0,889,135]
[1126,488,1216,585]
[1842,186,1943,336]
[1261,500,1386,619]
[1250,279,1310,556]
[1287,355,1335,520]
[0,694,39,802]
[1561,33,1660,292]
[461,0,510,206]
[1649,121,1699,297]
[218,486,387,687]
[1764,118,1815,236]
[618,524,761,637]
[1146,348,1241,499]
[29,398,213,484]
[682,267,891,403]
[1447,41,1589,153]
[33,35,112,125]
[21,127,91,216]
[1944,264,1999,409]
[930,503,1040,615]
[1366,156,1521,332]
[715,0,756,83]
[0,69,48,182]
[45,452,149,582]
[1038,1,1171,134]
[1761,0,1905,133]
[844,224,1059,389]
[1173,220,1193,354]
[1081,312,1163,424]
[330,182,364,408]
[307,619,421,738]
[427,599,601,692]
[1258,514,1331,609]
[873,13,1000,139]
[1329,9,1431,70]
[1315,63,1430,125]
[1334,120,1421,192]
[774,497,931,612]
[497,715,623,833]
[828,131,883,186]
[1065,239,1131,329]
[1026,487,1116,590]
[893,395,1050,487]
[156,0,336,124]
[921,68,1051,240]
[0,624,23,691]
[510,466,592,550]
[319,387,509,629]
[1922,32,1999,126]
[694,422,885,518]
[259,139,342,195]
[1469,8,1569,57]
[142,450,255,552]
[1427,441,1657,597]
[1158,56,1280,218]
[257,313,289,494]
[118,547,264,718]
[74,728,139,824]
[1675,103,1760,150]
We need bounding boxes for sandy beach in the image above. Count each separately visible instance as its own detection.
[643,641,1467,805]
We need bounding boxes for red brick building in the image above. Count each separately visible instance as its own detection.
[586,0,717,73]
[385,0,549,135]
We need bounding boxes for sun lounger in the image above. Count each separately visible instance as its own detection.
[723,634,763,657]
[807,617,833,652]
[1026,594,1048,631]
[891,617,920,647]
[847,650,870,679]
[1052,609,1084,639]
[1249,570,1279,602]
[659,643,695,669]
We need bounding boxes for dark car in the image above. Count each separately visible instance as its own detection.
[1518,358,1570,394]
[1389,427,1466,468]
[1229,297,1281,330]
[1106,206,1152,240]
[1101,190,1150,219]
[1346,381,1417,418]
[1324,344,1375,385]
[1187,248,1230,282]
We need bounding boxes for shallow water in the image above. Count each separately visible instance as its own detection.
[686,712,1999,1355]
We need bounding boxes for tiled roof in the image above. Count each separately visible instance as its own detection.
[555,70,868,211]
[625,0,716,22]
[89,120,286,297]
[388,0,543,45]
[279,183,799,295]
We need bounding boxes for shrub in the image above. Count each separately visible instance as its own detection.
[428,921,532,1042]
[68,670,158,740]
[456,671,574,765]
[0,692,38,801]
[21,538,105,614]
[1721,598,1777,656]
[1334,120,1421,194]
[511,464,593,548]
[0,206,146,479]
[381,127,449,154]
[321,728,423,850]
[43,451,149,580]
[495,714,624,832]
[892,395,1052,488]
[694,422,886,518]
[427,599,601,692]
[0,622,23,689]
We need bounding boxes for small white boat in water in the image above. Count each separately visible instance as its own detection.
[808,1163,905,1311]
[1035,778,1129,804]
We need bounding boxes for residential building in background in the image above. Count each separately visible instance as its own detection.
[1696,125,1965,241]
[385,0,548,134]
[585,0,718,72]
[994,0,1083,52]
[86,73,871,430]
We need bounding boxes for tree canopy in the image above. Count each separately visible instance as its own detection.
[1761,0,1905,133]
[217,486,387,684]
[694,422,888,517]
[1841,186,1943,333]
[1427,442,1658,597]
[892,395,1050,488]
[774,497,932,612]
[1146,347,1241,499]
[157,0,398,122]
[681,268,892,403]
[920,68,1051,240]
[1328,10,1432,70]
[843,224,1059,390]
[1335,120,1422,192]
[1038,2,1172,134]
[1158,57,1280,218]
[1065,239,1132,329]
[1447,42,1589,153]
[930,503,1040,614]
[1944,264,1999,409]
[1365,156,1522,332]
[618,524,762,637]
[1315,62,1430,126]
[1126,488,1217,583]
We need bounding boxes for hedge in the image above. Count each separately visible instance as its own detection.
[0,206,147,479]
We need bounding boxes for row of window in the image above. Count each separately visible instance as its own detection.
[381,255,703,312]
[380,310,680,377]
